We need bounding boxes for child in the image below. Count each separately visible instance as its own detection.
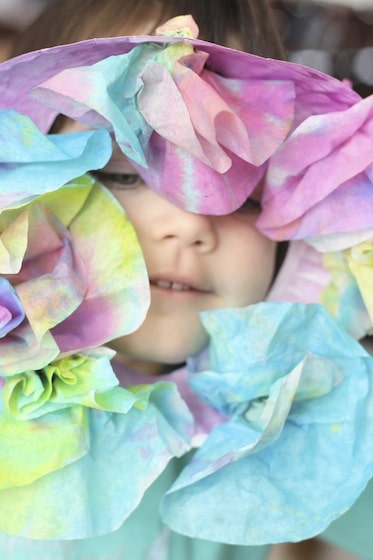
[0,1,372,559]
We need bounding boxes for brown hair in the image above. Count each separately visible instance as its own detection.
[12,0,286,59]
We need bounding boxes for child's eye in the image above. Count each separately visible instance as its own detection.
[237,197,262,213]
[91,171,142,190]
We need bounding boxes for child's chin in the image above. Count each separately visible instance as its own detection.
[167,333,209,364]
[107,326,209,374]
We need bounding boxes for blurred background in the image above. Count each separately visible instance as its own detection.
[0,0,372,96]
[0,0,51,59]
[272,0,373,97]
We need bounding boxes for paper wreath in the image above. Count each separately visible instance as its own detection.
[0,14,371,547]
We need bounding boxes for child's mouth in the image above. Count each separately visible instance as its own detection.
[151,279,192,292]
[150,276,209,295]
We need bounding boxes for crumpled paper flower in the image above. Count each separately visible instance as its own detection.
[32,19,294,214]
[160,303,373,545]
[3,348,132,420]
[0,348,117,490]
[0,349,193,539]
[266,240,372,340]
[0,16,362,216]
[0,278,24,338]
[258,94,373,241]
[0,178,149,375]
[0,109,112,209]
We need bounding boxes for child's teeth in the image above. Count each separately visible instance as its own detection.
[171,282,189,291]
[156,280,171,288]
[154,280,190,290]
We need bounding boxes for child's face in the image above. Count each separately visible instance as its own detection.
[98,148,277,375]
[63,122,276,374]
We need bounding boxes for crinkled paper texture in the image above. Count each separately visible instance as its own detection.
[0,34,359,133]
[0,351,193,539]
[33,45,294,214]
[115,361,228,448]
[0,179,149,374]
[2,348,125,420]
[0,109,112,209]
[258,95,373,240]
[267,240,372,340]
[0,31,361,216]
[160,303,373,545]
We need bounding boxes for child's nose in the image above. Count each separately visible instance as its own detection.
[148,201,217,253]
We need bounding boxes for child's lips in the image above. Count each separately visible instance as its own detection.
[149,275,210,294]
[151,279,193,292]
